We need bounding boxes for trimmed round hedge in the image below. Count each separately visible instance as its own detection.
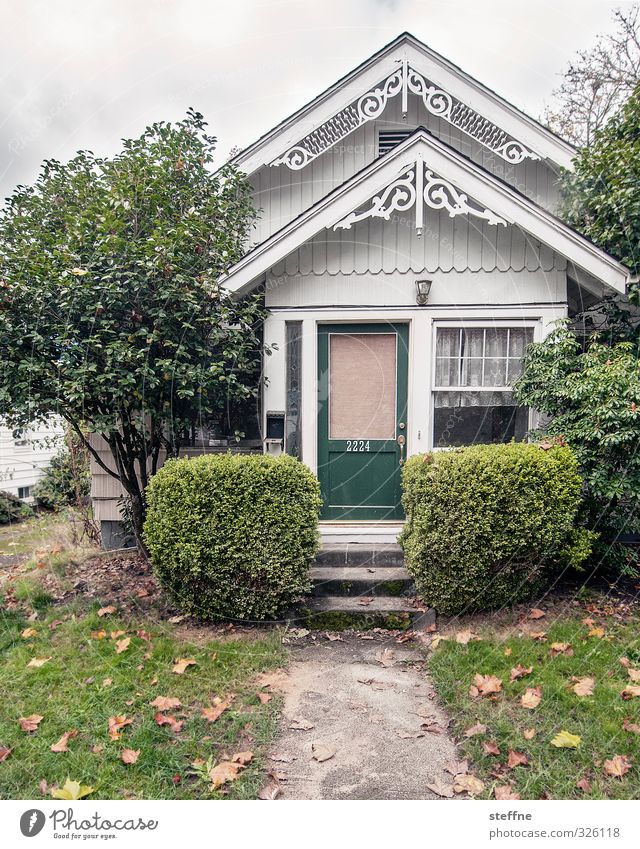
[144,453,321,620]
[399,443,593,615]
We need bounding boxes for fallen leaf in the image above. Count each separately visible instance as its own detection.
[27,657,52,668]
[627,669,640,682]
[429,635,448,649]
[444,759,469,776]
[102,678,113,687]
[421,722,445,734]
[108,715,132,740]
[619,656,632,668]
[510,665,533,682]
[375,648,395,667]
[530,631,547,642]
[0,747,12,762]
[154,713,184,733]
[452,773,484,796]
[38,779,49,794]
[426,778,454,798]
[572,677,595,697]
[507,749,529,768]
[209,761,242,790]
[49,620,63,630]
[504,647,513,657]
[21,628,37,639]
[483,741,501,756]
[495,785,521,800]
[521,687,542,709]
[588,627,605,638]
[168,614,186,623]
[115,637,131,654]
[121,748,140,765]
[110,630,126,639]
[311,742,336,762]
[231,751,253,765]
[455,630,480,645]
[90,630,107,640]
[289,718,314,731]
[150,696,182,710]
[201,698,231,723]
[621,685,640,700]
[471,673,502,697]
[529,608,546,620]
[523,728,537,740]
[51,778,94,800]
[136,629,152,641]
[269,752,296,763]
[582,617,596,627]
[19,714,43,732]
[622,718,640,734]
[550,730,581,748]
[359,597,374,606]
[576,776,592,793]
[97,606,116,617]
[91,745,103,754]
[50,730,78,753]
[550,642,573,657]
[172,658,197,674]
[325,633,344,642]
[258,778,281,799]
[396,729,425,739]
[603,755,632,778]
[257,692,273,705]
[463,723,487,738]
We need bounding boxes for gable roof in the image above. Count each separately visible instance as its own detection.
[231,32,576,175]
[222,128,629,296]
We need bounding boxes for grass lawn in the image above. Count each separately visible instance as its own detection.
[429,614,640,799]
[0,604,284,799]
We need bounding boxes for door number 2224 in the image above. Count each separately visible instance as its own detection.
[346,440,370,452]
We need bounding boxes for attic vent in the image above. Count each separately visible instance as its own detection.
[378,129,413,156]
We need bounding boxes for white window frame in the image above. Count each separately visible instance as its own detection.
[430,320,537,450]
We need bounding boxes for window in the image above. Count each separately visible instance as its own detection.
[18,486,31,499]
[13,429,29,448]
[433,326,534,447]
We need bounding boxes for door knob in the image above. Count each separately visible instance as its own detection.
[397,433,406,465]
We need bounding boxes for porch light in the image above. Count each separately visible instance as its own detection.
[415,279,432,305]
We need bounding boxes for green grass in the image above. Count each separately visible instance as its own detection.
[0,605,285,799]
[0,512,69,557]
[429,617,640,799]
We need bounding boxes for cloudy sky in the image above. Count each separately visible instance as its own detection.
[0,0,632,198]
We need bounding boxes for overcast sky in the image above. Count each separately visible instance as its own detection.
[0,0,633,198]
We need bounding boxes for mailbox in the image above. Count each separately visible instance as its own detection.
[265,411,285,448]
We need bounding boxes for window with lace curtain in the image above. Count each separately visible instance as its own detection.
[433,326,534,447]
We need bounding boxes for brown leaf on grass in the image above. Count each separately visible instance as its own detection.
[21,628,37,639]
[588,627,605,638]
[375,648,395,667]
[529,608,546,620]
[154,713,184,733]
[426,778,454,798]
[38,779,49,794]
[102,678,113,687]
[91,745,103,754]
[136,629,152,641]
[463,723,487,737]
[172,658,197,674]
[495,785,521,800]
[150,696,182,710]
[49,620,63,630]
[507,749,529,768]
[622,718,640,734]
[444,759,469,776]
[108,715,132,740]
[455,629,480,645]
[521,687,542,709]
[510,665,533,682]
[325,632,344,642]
[471,673,502,697]
[258,778,281,800]
[530,631,547,642]
[0,747,12,762]
[572,677,595,697]
[97,606,117,617]
[619,656,632,668]
[257,692,273,704]
[603,755,632,778]
[50,730,78,753]
[110,630,125,639]
[483,741,501,756]
[504,647,513,656]
[576,776,592,793]
[311,743,336,762]
[115,638,131,654]
[90,630,106,640]
[121,748,140,765]
[19,714,43,732]
[621,685,640,700]
[209,761,242,790]
[627,669,640,682]
[231,751,253,765]
[201,698,231,723]
[523,728,537,740]
[27,657,52,668]
[550,642,573,657]
[452,773,484,796]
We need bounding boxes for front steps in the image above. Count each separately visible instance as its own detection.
[305,542,434,629]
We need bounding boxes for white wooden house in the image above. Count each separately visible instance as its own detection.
[92,32,632,546]
[0,418,64,503]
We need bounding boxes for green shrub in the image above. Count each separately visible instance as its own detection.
[399,443,593,615]
[0,490,33,524]
[33,437,91,510]
[143,453,321,620]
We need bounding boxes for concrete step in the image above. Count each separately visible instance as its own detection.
[306,595,434,629]
[319,522,403,545]
[315,543,404,568]
[310,565,412,596]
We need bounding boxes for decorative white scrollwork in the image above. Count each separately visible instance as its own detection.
[333,160,507,231]
[271,61,541,170]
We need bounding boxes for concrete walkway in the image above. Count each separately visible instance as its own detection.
[261,634,460,800]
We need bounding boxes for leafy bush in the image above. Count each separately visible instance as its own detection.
[399,443,592,615]
[33,439,91,510]
[0,490,33,524]
[144,454,321,620]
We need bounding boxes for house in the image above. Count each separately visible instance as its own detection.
[0,418,64,503]
[92,32,632,547]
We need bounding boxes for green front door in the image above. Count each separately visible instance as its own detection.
[317,323,409,520]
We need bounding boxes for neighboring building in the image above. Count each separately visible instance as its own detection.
[92,32,632,546]
[0,419,64,503]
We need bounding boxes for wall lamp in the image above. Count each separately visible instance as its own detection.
[415,279,432,306]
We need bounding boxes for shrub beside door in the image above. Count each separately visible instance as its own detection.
[144,454,321,620]
[399,443,595,616]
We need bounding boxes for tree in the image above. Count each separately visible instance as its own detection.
[0,110,265,552]
[514,321,640,573]
[560,84,640,279]
[546,6,640,148]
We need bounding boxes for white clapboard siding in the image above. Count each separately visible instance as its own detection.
[0,419,64,501]
[249,93,561,246]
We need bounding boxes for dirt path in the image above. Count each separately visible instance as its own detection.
[262,634,461,800]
